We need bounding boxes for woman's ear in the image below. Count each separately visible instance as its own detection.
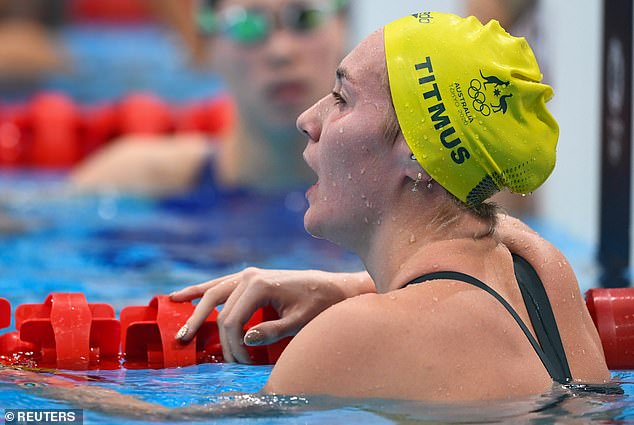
[393,135,431,182]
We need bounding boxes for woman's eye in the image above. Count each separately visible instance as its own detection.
[332,91,346,106]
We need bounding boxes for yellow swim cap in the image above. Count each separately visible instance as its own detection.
[384,12,558,205]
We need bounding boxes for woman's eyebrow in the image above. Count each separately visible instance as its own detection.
[336,66,353,84]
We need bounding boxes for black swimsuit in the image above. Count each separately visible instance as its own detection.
[406,255,625,395]
[405,254,573,384]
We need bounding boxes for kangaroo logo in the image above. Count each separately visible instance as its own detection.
[491,94,513,114]
[467,71,514,116]
[479,70,510,89]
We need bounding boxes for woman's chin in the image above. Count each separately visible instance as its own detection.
[303,212,326,240]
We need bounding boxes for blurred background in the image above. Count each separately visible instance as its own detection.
[0,0,629,300]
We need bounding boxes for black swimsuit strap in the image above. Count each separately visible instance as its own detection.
[512,254,572,383]
[406,269,571,384]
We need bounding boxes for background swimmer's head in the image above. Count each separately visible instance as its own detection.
[384,12,559,207]
[198,0,350,136]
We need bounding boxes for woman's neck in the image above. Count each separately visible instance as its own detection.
[360,202,496,293]
[216,118,314,192]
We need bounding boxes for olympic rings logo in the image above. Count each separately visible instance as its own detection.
[413,12,432,24]
[468,79,491,116]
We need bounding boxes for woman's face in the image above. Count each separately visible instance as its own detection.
[298,30,404,249]
[210,0,348,132]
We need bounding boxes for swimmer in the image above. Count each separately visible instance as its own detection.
[173,12,611,399]
[70,0,350,197]
[11,12,611,415]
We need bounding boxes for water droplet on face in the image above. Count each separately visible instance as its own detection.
[339,128,344,134]
[364,217,369,224]
[432,263,439,270]
[409,233,416,243]
[347,173,352,180]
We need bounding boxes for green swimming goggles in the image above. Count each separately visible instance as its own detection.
[197,0,348,45]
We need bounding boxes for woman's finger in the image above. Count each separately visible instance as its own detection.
[175,279,237,341]
[169,272,241,302]
[243,312,304,346]
[217,282,254,364]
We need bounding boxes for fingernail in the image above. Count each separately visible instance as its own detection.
[244,329,264,346]
[175,324,189,340]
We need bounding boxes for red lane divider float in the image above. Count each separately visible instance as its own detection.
[0,91,235,168]
[1,293,120,369]
[0,293,290,370]
[586,288,634,370]
[0,298,10,328]
[29,93,81,167]
[4,288,633,371]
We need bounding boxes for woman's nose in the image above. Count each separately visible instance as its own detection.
[296,98,325,143]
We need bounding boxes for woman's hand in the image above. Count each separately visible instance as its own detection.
[170,269,375,363]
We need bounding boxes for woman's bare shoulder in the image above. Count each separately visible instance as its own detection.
[263,283,551,399]
[495,215,577,291]
[264,292,442,397]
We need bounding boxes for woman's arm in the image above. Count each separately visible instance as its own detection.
[2,366,303,420]
[69,134,212,197]
[170,269,375,363]
[0,366,170,419]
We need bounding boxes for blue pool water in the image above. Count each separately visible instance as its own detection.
[0,171,632,424]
